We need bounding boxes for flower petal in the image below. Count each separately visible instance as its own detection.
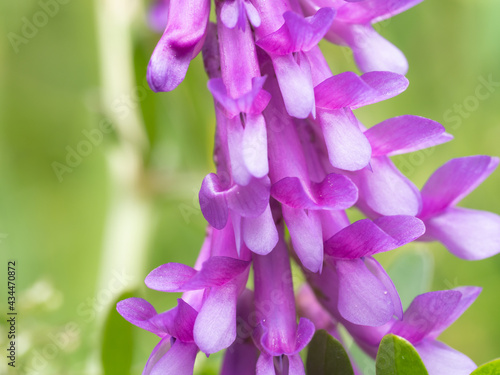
[315,71,407,110]
[283,206,324,273]
[427,286,481,340]
[242,114,269,178]
[292,318,316,353]
[288,353,307,375]
[117,298,160,335]
[336,259,394,326]
[143,336,171,375]
[415,339,477,375]
[194,282,239,353]
[423,207,500,260]
[317,108,372,171]
[199,173,229,230]
[420,156,499,218]
[271,173,358,210]
[183,256,250,290]
[364,256,403,320]
[257,8,335,55]
[332,24,408,74]
[226,177,270,218]
[149,340,198,375]
[390,290,461,343]
[152,299,198,343]
[256,353,275,375]
[354,156,422,216]
[242,205,279,255]
[145,263,197,292]
[325,215,424,259]
[336,0,424,24]
[147,0,210,92]
[272,53,315,119]
[365,115,451,157]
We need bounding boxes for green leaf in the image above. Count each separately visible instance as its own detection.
[306,329,354,375]
[101,290,136,375]
[375,334,428,375]
[470,359,500,375]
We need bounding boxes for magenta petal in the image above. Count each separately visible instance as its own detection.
[208,77,271,118]
[353,70,409,107]
[336,0,424,24]
[145,263,197,292]
[420,156,499,218]
[341,24,408,74]
[194,282,239,353]
[257,8,335,55]
[242,205,279,255]
[292,318,316,354]
[183,256,250,290]
[152,299,198,343]
[147,0,210,92]
[220,0,240,29]
[318,108,372,171]
[364,256,403,320]
[415,340,477,375]
[226,177,270,218]
[221,341,259,375]
[336,259,394,326]
[271,173,358,210]
[256,353,275,375]
[244,1,261,27]
[427,287,481,340]
[272,54,315,119]
[242,114,269,178]
[355,156,422,216]
[283,206,324,272]
[325,215,424,259]
[143,336,172,375]
[315,71,376,110]
[117,298,160,334]
[199,173,229,230]
[391,290,461,343]
[288,353,307,375]
[423,207,500,260]
[149,340,198,375]
[282,8,335,53]
[365,115,451,157]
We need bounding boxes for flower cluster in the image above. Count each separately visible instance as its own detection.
[118,0,500,374]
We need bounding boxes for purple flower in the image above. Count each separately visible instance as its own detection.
[125,0,500,372]
[298,284,480,375]
[305,213,424,326]
[145,223,251,354]
[252,213,315,374]
[417,155,500,260]
[147,0,210,92]
[300,0,424,74]
[117,298,199,375]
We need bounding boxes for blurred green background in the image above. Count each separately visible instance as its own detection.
[0,0,499,374]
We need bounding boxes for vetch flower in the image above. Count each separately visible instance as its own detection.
[299,0,424,74]
[252,212,315,374]
[117,297,199,375]
[418,155,500,260]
